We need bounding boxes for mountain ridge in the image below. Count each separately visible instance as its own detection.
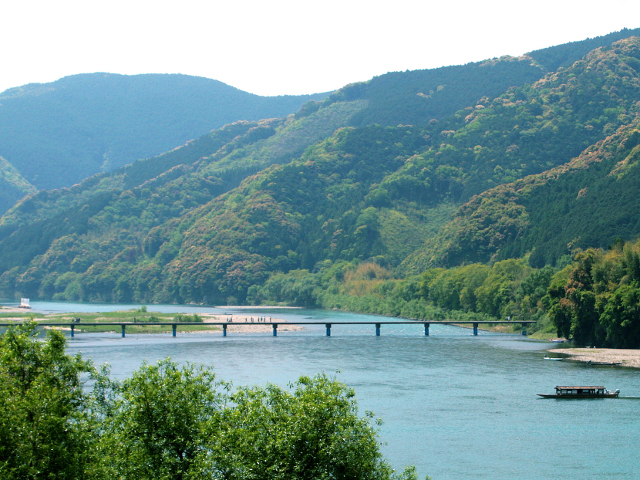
[2,32,640,303]
[0,73,330,193]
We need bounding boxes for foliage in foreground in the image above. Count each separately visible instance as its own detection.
[0,323,94,479]
[0,323,426,480]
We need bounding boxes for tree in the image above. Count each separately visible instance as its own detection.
[0,322,96,479]
[209,373,421,480]
[1,325,427,479]
[599,285,640,348]
[97,359,224,480]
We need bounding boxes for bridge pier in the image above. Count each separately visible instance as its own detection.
[376,323,381,336]
[272,324,278,336]
[326,323,331,336]
[172,324,177,337]
[223,324,227,337]
[424,323,429,336]
[473,323,478,336]
[121,325,126,338]
[522,326,527,336]
[70,324,75,338]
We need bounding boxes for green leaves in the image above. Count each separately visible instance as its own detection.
[0,322,96,479]
[1,325,423,479]
[97,359,222,480]
[210,373,406,480]
[544,239,640,347]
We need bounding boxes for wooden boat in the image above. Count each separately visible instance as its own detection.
[537,386,619,398]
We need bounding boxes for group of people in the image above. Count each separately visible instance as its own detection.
[244,316,271,323]
[224,315,272,323]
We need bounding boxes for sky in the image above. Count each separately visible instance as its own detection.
[2,0,640,97]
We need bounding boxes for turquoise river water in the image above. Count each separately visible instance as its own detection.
[18,301,640,479]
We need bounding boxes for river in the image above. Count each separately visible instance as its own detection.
[23,301,640,479]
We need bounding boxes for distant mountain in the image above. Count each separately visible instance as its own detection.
[1,32,640,304]
[1,28,638,216]
[0,73,330,192]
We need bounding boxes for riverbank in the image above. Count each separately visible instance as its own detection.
[0,307,304,333]
[551,347,640,368]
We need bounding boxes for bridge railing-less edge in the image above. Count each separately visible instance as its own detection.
[0,320,536,338]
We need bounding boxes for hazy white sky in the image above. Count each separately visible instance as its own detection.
[2,0,639,96]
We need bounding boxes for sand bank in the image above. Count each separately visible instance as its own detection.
[0,306,32,314]
[201,314,303,332]
[551,348,640,368]
[1,310,304,334]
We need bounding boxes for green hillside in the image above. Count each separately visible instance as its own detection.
[328,27,640,129]
[0,156,37,214]
[0,99,369,301]
[0,73,329,192]
[416,122,640,269]
[407,37,640,270]
[2,34,640,305]
[528,27,640,72]
[1,28,636,218]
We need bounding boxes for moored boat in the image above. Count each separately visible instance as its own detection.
[537,386,619,398]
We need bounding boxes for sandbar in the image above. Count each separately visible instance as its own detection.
[551,348,640,368]
[201,314,303,332]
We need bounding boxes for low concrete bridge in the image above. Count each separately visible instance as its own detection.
[1,320,537,337]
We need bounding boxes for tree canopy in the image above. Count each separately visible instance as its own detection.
[0,323,426,479]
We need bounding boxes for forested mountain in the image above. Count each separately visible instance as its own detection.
[416,122,640,269]
[527,27,640,71]
[0,73,329,193]
[336,27,640,128]
[1,33,640,305]
[3,28,638,217]
[407,37,640,270]
[0,155,36,214]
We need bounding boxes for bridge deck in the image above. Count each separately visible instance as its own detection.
[1,320,536,337]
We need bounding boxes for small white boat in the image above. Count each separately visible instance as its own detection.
[544,356,563,361]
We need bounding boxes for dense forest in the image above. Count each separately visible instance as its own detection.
[415,121,640,269]
[251,237,640,348]
[0,155,36,214]
[2,32,640,347]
